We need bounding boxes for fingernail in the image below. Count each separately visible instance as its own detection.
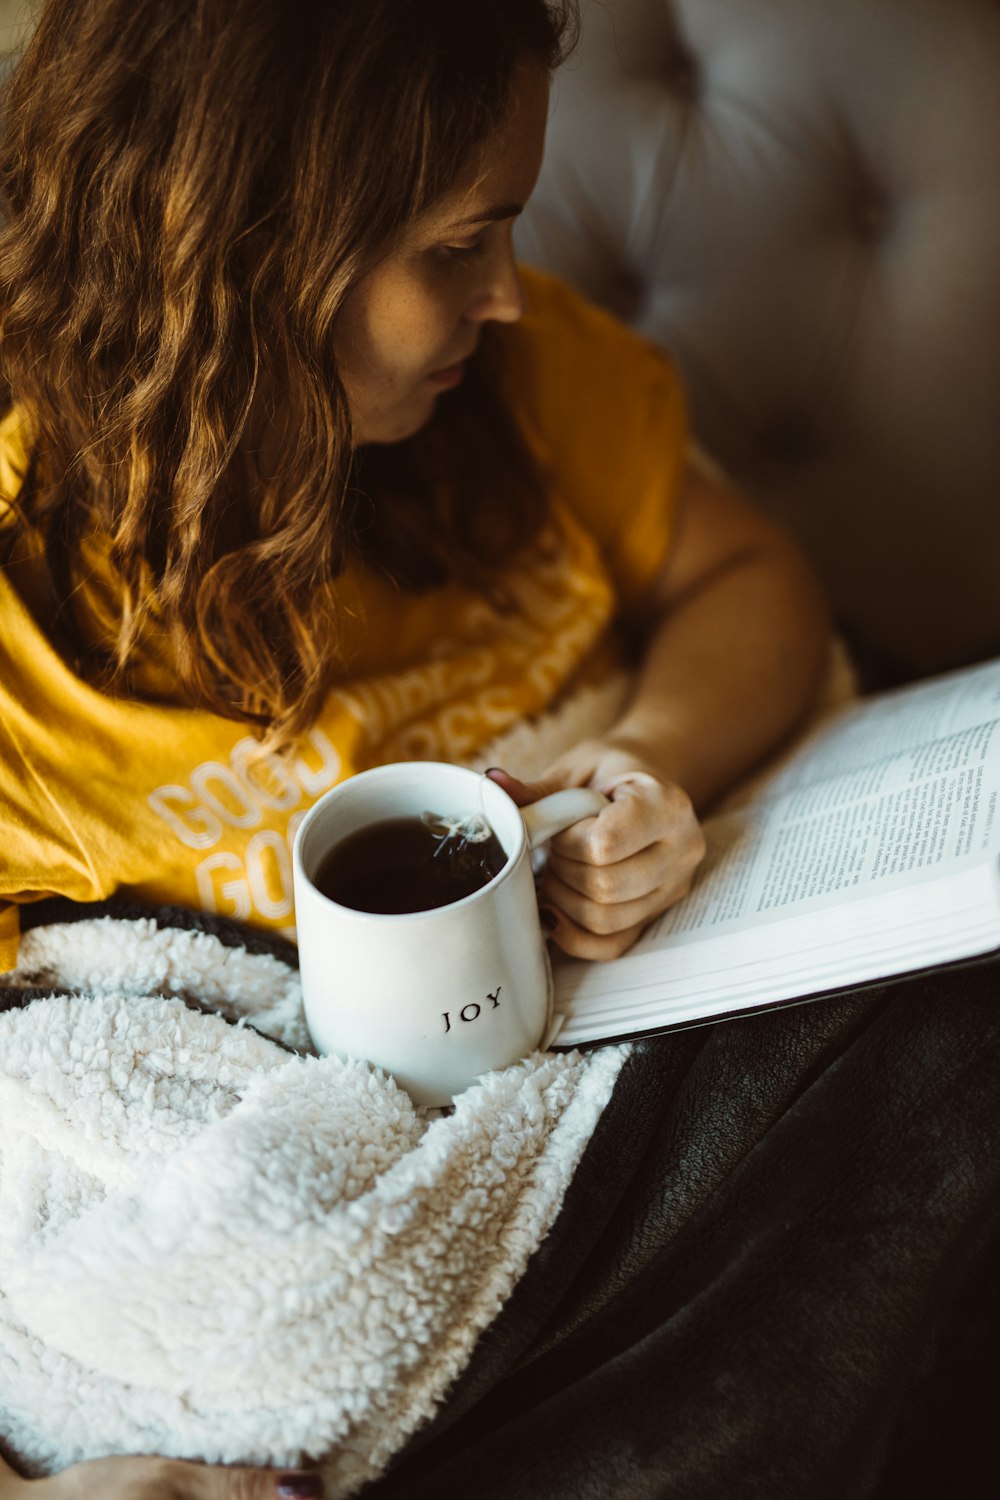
[485,767,504,778]
[276,1475,325,1499]
[540,905,559,931]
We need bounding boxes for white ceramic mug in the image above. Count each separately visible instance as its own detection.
[292,761,607,1105]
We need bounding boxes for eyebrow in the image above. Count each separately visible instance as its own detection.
[446,202,524,229]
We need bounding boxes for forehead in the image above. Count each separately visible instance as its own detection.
[418,60,550,230]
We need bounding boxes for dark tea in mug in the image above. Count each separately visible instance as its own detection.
[313,813,508,914]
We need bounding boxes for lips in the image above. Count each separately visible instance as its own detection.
[426,360,467,389]
[427,345,478,386]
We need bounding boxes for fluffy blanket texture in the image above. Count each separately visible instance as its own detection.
[0,675,649,1490]
[0,911,625,1492]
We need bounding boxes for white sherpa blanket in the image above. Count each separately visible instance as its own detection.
[0,914,627,1494]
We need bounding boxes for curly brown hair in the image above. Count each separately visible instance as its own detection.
[0,0,577,749]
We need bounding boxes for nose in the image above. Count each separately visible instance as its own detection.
[465,233,524,326]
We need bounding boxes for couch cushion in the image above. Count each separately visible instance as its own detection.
[518,0,1000,681]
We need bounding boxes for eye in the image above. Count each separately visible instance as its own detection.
[433,236,487,264]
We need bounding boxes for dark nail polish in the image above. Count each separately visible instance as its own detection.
[540,906,558,930]
[276,1474,325,1500]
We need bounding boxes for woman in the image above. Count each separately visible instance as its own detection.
[0,1,829,1495]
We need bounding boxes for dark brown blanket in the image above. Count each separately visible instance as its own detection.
[370,958,1000,1500]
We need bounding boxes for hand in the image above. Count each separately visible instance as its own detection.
[0,1453,324,1500]
[487,741,706,959]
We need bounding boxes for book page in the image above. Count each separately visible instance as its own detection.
[632,682,1000,951]
[752,658,1000,803]
[553,659,1000,1043]
[553,863,1000,1042]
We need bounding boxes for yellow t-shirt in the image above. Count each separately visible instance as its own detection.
[0,269,687,968]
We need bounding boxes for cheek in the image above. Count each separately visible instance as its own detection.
[341,306,430,389]
[385,296,459,377]
[376,263,465,357]
[334,264,464,435]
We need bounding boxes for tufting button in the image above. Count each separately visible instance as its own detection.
[855,190,889,244]
[664,50,699,100]
[608,264,644,325]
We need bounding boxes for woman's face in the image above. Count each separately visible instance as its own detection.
[334,60,550,446]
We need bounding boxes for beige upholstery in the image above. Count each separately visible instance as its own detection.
[517,0,1000,684]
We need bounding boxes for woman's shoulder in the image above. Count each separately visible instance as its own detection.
[500,267,685,451]
[509,266,678,381]
[499,269,689,606]
[515,265,657,343]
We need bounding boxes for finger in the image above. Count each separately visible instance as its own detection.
[53,1455,327,1500]
[484,766,566,808]
[548,775,678,863]
[196,1463,325,1499]
[541,902,649,961]
[540,863,695,938]
[546,840,675,905]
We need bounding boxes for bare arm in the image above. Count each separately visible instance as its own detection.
[602,461,831,808]
[490,461,832,958]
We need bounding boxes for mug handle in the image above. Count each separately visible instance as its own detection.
[519,787,609,852]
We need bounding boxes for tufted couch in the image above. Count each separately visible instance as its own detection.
[517,0,1000,689]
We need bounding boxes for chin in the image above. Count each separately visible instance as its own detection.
[358,397,437,446]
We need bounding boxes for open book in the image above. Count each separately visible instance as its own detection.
[553,657,1000,1046]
